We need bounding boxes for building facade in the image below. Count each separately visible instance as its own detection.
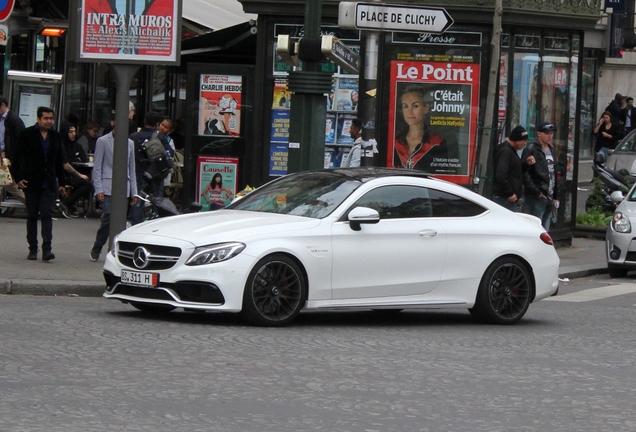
[2,0,631,244]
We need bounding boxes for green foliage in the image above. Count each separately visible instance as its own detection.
[585,177,614,212]
[576,206,612,227]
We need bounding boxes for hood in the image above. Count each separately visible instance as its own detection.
[122,210,322,245]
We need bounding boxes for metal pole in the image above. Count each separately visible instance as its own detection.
[476,0,503,195]
[108,64,140,249]
[286,0,332,173]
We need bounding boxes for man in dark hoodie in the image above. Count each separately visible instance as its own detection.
[492,125,531,212]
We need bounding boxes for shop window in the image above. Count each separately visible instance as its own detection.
[511,52,539,138]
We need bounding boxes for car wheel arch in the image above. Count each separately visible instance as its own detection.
[239,251,310,326]
[471,254,537,314]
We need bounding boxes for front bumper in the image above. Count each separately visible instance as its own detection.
[103,244,256,312]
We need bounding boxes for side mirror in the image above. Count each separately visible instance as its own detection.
[348,206,380,231]
[610,190,625,204]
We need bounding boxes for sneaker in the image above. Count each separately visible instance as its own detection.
[57,200,71,219]
[69,208,80,218]
[27,250,38,260]
[89,250,100,261]
[42,250,55,261]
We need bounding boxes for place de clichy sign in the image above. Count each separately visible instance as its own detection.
[338,2,453,34]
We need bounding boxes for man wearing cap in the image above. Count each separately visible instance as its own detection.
[492,125,530,212]
[522,121,559,230]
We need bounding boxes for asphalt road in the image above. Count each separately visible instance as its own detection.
[2,274,636,432]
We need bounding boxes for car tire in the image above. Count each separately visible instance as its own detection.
[130,302,176,314]
[469,257,532,325]
[240,254,307,327]
[608,266,628,278]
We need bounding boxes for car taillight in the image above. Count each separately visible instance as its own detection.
[540,232,553,246]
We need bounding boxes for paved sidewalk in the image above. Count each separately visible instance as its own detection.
[0,214,607,297]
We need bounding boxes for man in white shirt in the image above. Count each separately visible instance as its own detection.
[341,119,363,168]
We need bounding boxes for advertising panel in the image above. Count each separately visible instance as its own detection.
[196,156,239,211]
[78,0,180,63]
[387,60,480,183]
[198,74,242,137]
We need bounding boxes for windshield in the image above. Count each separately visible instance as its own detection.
[616,130,636,152]
[227,171,361,218]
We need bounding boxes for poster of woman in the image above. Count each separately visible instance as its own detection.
[197,156,239,211]
[387,60,480,184]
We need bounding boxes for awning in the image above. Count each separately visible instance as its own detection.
[180,21,257,63]
[183,0,257,31]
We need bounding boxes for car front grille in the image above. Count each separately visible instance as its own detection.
[105,277,226,305]
[117,241,181,270]
[625,251,636,262]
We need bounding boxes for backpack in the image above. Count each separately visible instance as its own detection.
[143,132,174,180]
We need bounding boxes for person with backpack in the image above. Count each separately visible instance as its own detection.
[128,111,174,225]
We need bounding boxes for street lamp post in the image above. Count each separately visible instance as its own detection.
[286,0,333,173]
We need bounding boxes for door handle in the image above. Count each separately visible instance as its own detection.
[418,229,438,237]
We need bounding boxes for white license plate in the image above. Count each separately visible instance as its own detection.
[121,270,159,287]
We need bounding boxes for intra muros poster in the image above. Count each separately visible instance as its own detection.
[79,0,180,63]
[198,74,243,137]
[387,60,480,184]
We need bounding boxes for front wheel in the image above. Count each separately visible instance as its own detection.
[469,257,532,325]
[608,266,629,278]
[240,254,307,327]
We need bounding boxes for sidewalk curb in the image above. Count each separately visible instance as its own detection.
[0,279,104,297]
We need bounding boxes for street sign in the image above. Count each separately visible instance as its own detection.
[0,0,15,22]
[339,2,453,34]
[321,35,360,74]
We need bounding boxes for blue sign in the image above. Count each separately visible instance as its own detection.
[605,0,625,14]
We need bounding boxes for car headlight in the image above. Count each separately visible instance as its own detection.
[110,233,120,257]
[186,242,246,266]
[612,212,632,233]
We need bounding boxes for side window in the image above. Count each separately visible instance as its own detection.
[352,186,432,219]
[429,189,487,217]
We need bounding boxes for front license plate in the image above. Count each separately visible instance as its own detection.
[121,270,159,287]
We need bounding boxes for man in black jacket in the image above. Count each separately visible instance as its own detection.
[492,125,529,212]
[620,97,636,137]
[13,107,67,261]
[522,121,560,230]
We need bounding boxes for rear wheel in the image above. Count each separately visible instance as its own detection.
[130,302,176,314]
[608,266,629,278]
[241,254,307,327]
[469,257,532,325]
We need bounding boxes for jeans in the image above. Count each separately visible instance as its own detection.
[128,174,145,225]
[129,173,164,225]
[24,188,56,252]
[524,194,553,230]
[492,195,519,212]
[92,195,111,254]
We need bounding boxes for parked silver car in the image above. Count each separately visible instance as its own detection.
[606,129,636,174]
[607,186,636,277]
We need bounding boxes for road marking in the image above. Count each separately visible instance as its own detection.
[545,283,636,302]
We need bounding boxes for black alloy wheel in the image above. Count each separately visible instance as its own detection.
[469,257,532,325]
[241,254,307,327]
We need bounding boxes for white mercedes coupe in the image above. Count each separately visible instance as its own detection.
[103,168,559,326]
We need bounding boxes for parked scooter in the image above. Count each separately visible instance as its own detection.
[135,190,202,221]
[587,153,636,211]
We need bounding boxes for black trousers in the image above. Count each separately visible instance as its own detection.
[24,188,56,252]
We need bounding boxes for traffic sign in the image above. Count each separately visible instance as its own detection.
[339,2,453,34]
[0,0,15,22]
[321,35,360,74]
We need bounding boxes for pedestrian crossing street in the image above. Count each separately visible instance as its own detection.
[545,283,636,302]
